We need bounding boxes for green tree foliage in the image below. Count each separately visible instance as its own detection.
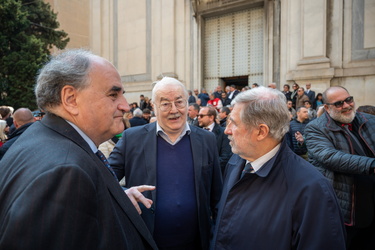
[0,0,69,110]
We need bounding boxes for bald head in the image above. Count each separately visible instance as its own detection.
[13,108,34,128]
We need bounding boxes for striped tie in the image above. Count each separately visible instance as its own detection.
[240,162,254,179]
[96,150,118,180]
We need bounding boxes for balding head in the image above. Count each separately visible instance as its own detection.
[13,108,34,128]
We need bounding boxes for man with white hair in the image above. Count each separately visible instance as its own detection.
[109,77,222,250]
[211,86,346,249]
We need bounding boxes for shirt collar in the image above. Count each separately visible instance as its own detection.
[66,120,98,153]
[156,122,191,145]
[246,143,281,173]
[205,122,215,132]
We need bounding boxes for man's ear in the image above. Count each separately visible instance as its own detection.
[61,85,79,115]
[324,104,330,114]
[256,124,269,141]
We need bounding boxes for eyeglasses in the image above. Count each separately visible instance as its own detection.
[326,96,354,108]
[198,114,210,118]
[158,99,187,112]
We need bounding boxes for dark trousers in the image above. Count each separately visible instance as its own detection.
[346,221,375,250]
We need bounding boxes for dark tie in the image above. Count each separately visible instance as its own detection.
[96,150,118,180]
[204,127,210,131]
[241,162,254,178]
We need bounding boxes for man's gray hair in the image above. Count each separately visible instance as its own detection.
[152,77,188,103]
[133,108,143,117]
[232,86,290,141]
[35,49,94,111]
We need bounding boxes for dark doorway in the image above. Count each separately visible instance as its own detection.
[221,76,249,90]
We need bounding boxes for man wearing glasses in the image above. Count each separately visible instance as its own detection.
[109,77,222,250]
[305,86,375,250]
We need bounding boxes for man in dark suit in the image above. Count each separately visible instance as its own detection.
[198,106,232,174]
[188,103,200,127]
[130,108,148,127]
[227,84,239,101]
[109,77,223,250]
[305,83,316,103]
[211,86,346,249]
[0,49,157,249]
[0,108,35,160]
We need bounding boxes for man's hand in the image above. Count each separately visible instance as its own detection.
[125,185,155,214]
[295,131,304,145]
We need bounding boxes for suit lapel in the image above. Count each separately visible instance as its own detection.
[43,114,157,248]
[143,123,158,202]
[190,127,204,200]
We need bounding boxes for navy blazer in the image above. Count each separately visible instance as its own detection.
[305,90,315,103]
[211,139,346,249]
[0,114,157,250]
[109,122,223,250]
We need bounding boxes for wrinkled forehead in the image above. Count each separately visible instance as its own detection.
[155,85,186,102]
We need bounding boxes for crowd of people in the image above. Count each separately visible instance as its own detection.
[0,49,374,249]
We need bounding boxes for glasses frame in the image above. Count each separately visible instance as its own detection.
[157,99,187,112]
[326,96,354,108]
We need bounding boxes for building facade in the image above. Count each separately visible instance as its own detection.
[47,0,375,106]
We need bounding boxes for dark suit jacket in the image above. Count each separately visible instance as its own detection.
[211,123,232,174]
[130,116,148,127]
[0,114,157,250]
[211,140,346,249]
[109,122,223,250]
[305,90,315,103]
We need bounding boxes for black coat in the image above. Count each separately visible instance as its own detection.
[0,122,34,160]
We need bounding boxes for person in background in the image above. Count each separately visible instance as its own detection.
[188,90,196,104]
[282,84,292,101]
[0,49,157,249]
[241,86,250,92]
[129,108,148,127]
[305,86,375,250]
[187,103,200,127]
[267,82,277,89]
[287,100,296,119]
[198,88,210,107]
[0,120,7,147]
[0,106,12,135]
[304,100,317,120]
[211,86,346,250]
[218,107,230,127]
[313,93,324,110]
[109,76,222,250]
[220,92,231,107]
[290,83,299,108]
[295,87,309,109]
[0,108,35,160]
[286,107,310,160]
[207,93,223,111]
[251,83,259,88]
[213,85,224,99]
[357,105,375,115]
[228,85,239,101]
[142,108,152,123]
[198,106,232,175]
[139,94,147,110]
[305,83,316,104]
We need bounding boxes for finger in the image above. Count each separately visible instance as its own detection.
[125,190,142,214]
[136,185,156,192]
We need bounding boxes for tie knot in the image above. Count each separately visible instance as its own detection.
[204,127,210,131]
[241,162,254,178]
[96,150,118,180]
